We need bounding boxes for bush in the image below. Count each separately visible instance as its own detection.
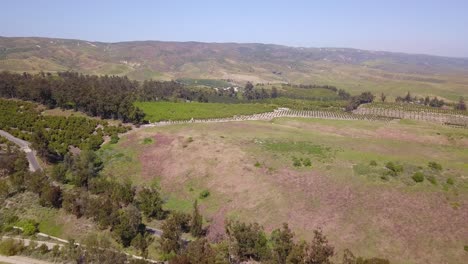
[385,162,403,176]
[110,134,119,144]
[292,157,302,167]
[412,172,424,183]
[254,161,261,168]
[0,238,25,256]
[199,190,210,199]
[426,175,437,185]
[142,137,153,144]
[302,158,312,167]
[37,243,49,254]
[428,162,442,171]
[16,219,39,236]
[369,160,377,166]
[446,178,454,185]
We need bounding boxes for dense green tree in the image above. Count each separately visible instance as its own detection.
[112,204,144,247]
[271,223,295,264]
[185,238,216,264]
[455,97,466,111]
[305,229,334,264]
[225,220,270,262]
[190,200,203,237]
[131,233,154,258]
[135,187,164,219]
[160,214,183,254]
[39,184,62,208]
[70,150,102,188]
[31,129,50,160]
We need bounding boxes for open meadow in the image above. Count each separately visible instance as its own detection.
[100,117,468,264]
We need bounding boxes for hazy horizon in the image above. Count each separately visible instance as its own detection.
[2,0,468,58]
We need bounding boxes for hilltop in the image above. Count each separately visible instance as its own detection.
[1,36,468,100]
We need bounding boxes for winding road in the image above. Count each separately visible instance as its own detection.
[0,130,42,172]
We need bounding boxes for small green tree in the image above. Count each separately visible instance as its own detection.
[135,187,164,219]
[112,204,143,247]
[186,238,216,264]
[271,223,295,264]
[305,229,334,264]
[131,233,154,258]
[225,220,270,262]
[160,215,182,254]
[190,200,203,237]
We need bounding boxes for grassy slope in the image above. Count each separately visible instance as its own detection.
[135,101,276,122]
[101,117,468,264]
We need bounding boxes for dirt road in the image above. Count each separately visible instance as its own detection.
[0,130,42,172]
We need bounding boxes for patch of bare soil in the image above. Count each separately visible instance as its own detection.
[283,120,463,146]
[137,128,468,263]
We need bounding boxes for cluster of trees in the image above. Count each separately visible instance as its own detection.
[345,92,375,111]
[395,92,445,108]
[0,71,146,123]
[166,221,389,264]
[454,97,466,111]
[0,98,129,161]
[243,82,277,100]
[255,83,351,101]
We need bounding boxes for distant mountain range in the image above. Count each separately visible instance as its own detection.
[1,36,467,100]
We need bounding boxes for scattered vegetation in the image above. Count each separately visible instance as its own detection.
[411,172,425,183]
[199,190,210,199]
[428,161,442,171]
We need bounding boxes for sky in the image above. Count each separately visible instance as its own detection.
[1,0,468,57]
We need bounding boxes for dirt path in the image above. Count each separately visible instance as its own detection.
[0,255,52,264]
[0,130,42,172]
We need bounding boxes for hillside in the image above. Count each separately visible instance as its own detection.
[1,36,468,100]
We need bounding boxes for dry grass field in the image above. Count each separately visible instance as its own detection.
[100,117,468,264]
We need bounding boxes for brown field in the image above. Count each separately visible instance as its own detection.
[100,118,468,263]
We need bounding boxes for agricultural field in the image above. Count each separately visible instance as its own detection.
[135,101,276,122]
[176,78,232,88]
[100,117,468,264]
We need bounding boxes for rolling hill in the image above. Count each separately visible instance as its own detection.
[1,36,468,100]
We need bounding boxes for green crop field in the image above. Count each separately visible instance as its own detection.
[135,101,276,122]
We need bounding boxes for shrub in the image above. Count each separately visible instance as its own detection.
[0,238,25,256]
[303,158,312,167]
[37,243,49,254]
[199,190,210,199]
[110,134,119,144]
[446,178,454,185]
[254,161,261,168]
[385,162,403,176]
[187,137,194,143]
[292,157,302,167]
[369,160,377,166]
[380,175,389,181]
[428,161,442,171]
[16,219,39,236]
[142,137,153,144]
[412,172,424,183]
[426,175,437,185]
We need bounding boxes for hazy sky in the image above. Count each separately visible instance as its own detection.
[2,0,468,57]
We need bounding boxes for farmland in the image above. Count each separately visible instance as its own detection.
[100,116,468,264]
[135,101,276,122]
